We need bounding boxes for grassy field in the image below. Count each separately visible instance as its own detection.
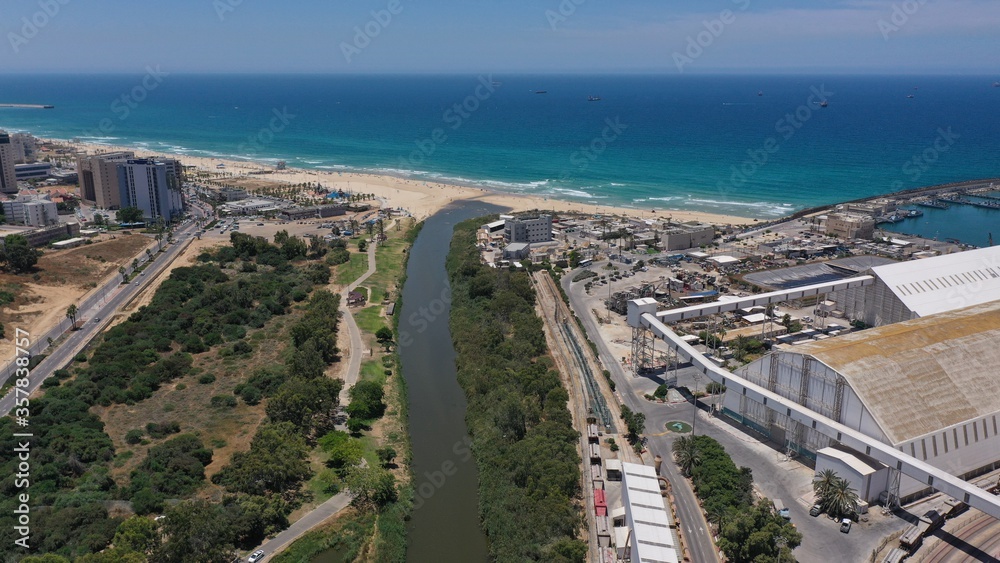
[354,306,388,336]
[335,248,369,286]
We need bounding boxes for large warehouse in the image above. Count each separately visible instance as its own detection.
[725,299,1000,503]
[829,246,1000,327]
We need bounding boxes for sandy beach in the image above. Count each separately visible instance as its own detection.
[50,138,755,226]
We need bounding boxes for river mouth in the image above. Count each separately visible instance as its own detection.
[399,203,503,562]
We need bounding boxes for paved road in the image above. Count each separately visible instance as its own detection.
[337,244,377,406]
[561,269,720,563]
[252,243,377,561]
[1,222,200,418]
[254,493,352,562]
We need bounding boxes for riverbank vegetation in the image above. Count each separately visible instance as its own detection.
[446,217,586,562]
[274,218,419,563]
[672,435,801,562]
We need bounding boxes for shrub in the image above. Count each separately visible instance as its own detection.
[125,429,144,444]
[198,373,216,384]
[210,395,237,409]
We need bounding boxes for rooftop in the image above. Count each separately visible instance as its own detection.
[871,246,1000,318]
[794,299,1000,445]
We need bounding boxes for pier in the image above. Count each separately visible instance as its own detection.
[0,103,54,109]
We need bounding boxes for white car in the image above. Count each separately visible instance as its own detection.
[247,550,265,563]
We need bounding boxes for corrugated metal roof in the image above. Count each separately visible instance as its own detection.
[795,300,1000,445]
[872,246,1000,318]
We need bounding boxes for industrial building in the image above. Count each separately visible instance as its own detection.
[660,221,716,251]
[504,214,552,243]
[829,246,1000,327]
[727,299,1000,503]
[825,212,876,240]
[616,462,680,563]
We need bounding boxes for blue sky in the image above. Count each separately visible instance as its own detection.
[2,0,999,73]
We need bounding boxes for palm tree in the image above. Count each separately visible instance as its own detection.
[672,436,702,477]
[823,476,859,519]
[812,468,839,500]
[706,506,731,533]
[132,258,139,272]
[65,304,78,328]
[155,232,163,251]
[145,248,153,262]
[118,266,127,283]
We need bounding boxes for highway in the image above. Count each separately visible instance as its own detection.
[0,220,203,418]
[561,269,721,563]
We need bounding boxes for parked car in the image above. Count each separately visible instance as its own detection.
[247,550,265,563]
[840,518,852,533]
[809,504,822,517]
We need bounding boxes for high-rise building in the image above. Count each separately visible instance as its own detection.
[0,131,19,194]
[10,133,38,163]
[76,151,135,207]
[117,159,183,222]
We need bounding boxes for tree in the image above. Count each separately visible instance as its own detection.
[318,430,364,471]
[672,435,702,477]
[1,234,41,273]
[66,304,79,328]
[347,379,386,421]
[818,474,859,519]
[620,405,646,445]
[152,500,236,563]
[376,446,397,468]
[568,250,581,268]
[119,266,127,283]
[116,206,144,224]
[375,326,394,351]
[113,516,161,555]
[345,466,397,512]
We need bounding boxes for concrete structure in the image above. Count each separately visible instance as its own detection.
[826,212,875,240]
[76,151,135,207]
[14,222,81,247]
[731,300,1000,502]
[221,198,282,215]
[830,246,1000,327]
[815,446,889,504]
[504,214,552,243]
[0,131,18,194]
[502,242,531,261]
[617,462,680,563]
[2,195,58,227]
[278,205,346,221]
[626,278,1000,518]
[14,162,52,181]
[117,159,183,222]
[217,187,248,202]
[660,221,715,251]
[51,237,86,249]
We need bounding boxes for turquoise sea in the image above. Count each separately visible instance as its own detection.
[1,74,998,219]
